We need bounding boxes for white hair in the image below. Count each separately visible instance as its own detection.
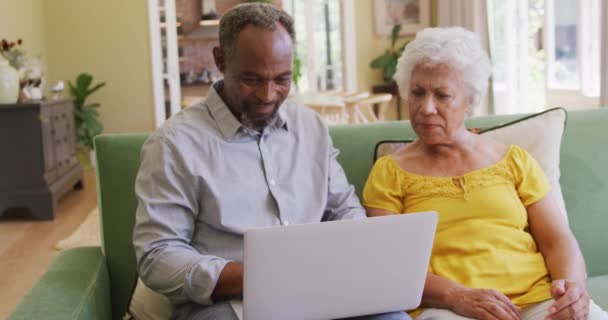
[393,27,492,107]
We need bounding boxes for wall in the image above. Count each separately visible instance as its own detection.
[43,0,155,134]
[0,0,48,74]
[354,0,437,120]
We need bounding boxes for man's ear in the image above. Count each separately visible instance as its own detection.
[213,47,226,73]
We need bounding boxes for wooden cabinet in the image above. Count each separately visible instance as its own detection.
[0,99,83,220]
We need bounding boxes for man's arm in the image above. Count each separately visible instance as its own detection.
[134,133,233,305]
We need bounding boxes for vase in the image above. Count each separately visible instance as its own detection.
[0,55,19,104]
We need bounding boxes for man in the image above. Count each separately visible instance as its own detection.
[133,3,410,319]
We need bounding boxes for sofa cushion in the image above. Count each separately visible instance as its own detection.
[589,275,608,311]
[126,278,173,320]
[479,108,568,221]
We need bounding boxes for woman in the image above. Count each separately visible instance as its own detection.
[363,27,607,320]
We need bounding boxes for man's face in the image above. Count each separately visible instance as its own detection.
[214,25,293,129]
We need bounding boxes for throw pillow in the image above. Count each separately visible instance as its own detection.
[373,107,568,221]
[125,278,173,320]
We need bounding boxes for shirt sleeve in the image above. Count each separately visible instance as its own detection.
[322,133,366,221]
[510,145,551,206]
[362,156,404,213]
[133,131,229,306]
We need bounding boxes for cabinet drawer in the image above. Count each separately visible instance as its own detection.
[40,107,57,174]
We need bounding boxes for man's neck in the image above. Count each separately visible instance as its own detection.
[214,81,275,133]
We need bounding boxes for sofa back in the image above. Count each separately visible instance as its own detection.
[95,133,148,320]
[95,108,608,316]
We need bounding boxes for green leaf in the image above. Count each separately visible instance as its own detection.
[76,73,93,92]
[370,52,395,69]
[86,82,106,96]
[69,72,105,142]
[383,61,397,82]
[391,24,402,49]
[84,103,101,109]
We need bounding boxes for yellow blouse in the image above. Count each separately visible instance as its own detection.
[363,144,552,308]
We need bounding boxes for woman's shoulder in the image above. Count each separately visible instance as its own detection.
[373,154,401,173]
[390,142,419,163]
[476,134,511,160]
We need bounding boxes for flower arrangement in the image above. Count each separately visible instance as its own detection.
[1,38,27,70]
[1,38,46,100]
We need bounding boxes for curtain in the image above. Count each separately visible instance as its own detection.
[436,0,491,116]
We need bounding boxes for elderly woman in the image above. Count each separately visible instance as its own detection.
[363,27,607,320]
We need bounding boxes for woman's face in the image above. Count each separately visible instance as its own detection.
[407,63,471,145]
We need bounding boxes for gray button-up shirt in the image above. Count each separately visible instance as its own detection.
[133,83,365,306]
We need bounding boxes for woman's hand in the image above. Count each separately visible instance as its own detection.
[447,287,522,320]
[545,279,590,320]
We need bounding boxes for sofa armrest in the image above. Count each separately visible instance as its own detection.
[9,247,112,320]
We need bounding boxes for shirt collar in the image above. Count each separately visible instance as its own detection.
[205,81,289,140]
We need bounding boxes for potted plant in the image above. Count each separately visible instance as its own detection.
[68,73,105,168]
[370,24,412,83]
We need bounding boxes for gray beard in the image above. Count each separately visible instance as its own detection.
[240,112,280,131]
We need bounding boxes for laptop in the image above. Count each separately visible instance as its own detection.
[243,211,438,320]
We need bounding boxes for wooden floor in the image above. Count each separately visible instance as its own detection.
[0,169,98,318]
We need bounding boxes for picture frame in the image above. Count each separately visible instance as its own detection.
[374,0,431,37]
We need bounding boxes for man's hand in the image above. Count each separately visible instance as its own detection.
[447,287,522,320]
[545,279,590,320]
[211,262,244,301]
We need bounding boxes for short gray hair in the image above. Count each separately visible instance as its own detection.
[219,3,295,59]
[394,27,492,107]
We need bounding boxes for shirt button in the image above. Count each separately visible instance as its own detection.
[270,179,276,186]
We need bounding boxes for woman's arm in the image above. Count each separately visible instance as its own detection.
[527,193,590,320]
[365,207,396,217]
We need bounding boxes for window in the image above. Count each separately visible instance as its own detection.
[544,0,601,108]
[284,0,357,93]
[488,0,601,114]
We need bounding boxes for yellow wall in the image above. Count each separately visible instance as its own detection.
[354,0,437,120]
[43,0,155,133]
[0,0,48,72]
[355,0,392,94]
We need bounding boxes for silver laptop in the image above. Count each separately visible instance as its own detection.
[243,211,438,320]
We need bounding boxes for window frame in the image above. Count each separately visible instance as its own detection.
[543,0,601,108]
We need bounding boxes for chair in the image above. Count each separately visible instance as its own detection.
[181,96,206,109]
[345,93,393,124]
[290,92,349,124]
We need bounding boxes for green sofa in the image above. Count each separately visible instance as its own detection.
[10,109,608,319]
